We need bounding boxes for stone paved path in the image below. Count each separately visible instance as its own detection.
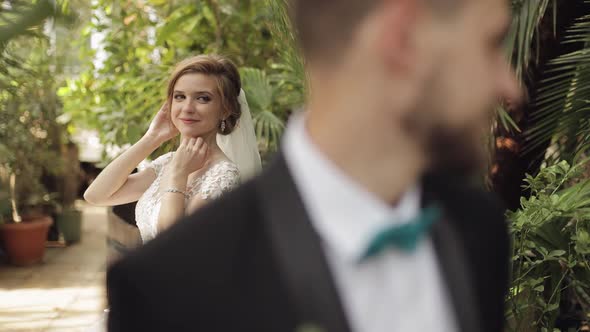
[0,202,107,332]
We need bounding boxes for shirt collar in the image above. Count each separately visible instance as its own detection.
[282,113,422,262]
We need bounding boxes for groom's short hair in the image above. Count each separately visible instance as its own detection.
[289,0,462,61]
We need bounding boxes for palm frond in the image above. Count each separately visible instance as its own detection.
[0,0,59,47]
[254,110,284,151]
[240,67,273,112]
[266,0,306,109]
[524,11,590,158]
[240,67,285,152]
[508,0,555,79]
[498,106,521,132]
[495,0,554,132]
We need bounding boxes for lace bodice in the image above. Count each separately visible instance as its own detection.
[135,152,240,243]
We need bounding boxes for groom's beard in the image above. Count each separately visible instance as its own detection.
[425,125,487,176]
[402,110,486,176]
[401,87,488,177]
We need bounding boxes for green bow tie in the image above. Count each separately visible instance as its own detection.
[360,205,442,261]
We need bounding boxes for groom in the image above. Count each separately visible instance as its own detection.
[107,0,521,331]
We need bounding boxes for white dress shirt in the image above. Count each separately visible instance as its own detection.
[282,114,458,332]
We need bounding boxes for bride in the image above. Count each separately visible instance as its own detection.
[84,54,261,243]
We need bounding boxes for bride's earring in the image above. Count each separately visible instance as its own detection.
[220,120,226,133]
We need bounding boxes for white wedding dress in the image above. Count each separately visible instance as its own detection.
[135,151,241,243]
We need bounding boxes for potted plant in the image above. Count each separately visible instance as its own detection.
[0,2,78,264]
[0,57,64,265]
[0,100,62,265]
[0,173,54,266]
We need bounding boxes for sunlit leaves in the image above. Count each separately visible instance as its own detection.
[61,0,305,162]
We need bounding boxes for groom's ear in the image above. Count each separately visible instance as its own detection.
[375,0,420,74]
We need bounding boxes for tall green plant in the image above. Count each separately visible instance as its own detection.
[0,38,66,222]
[0,0,77,222]
[506,160,590,331]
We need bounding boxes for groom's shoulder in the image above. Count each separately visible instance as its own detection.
[110,155,290,279]
[108,177,264,281]
[158,175,259,242]
[106,177,282,325]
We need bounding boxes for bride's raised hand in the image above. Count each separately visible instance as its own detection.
[145,102,179,144]
[171,137,209,177]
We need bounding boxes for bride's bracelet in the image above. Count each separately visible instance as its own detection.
[164,188,190,200]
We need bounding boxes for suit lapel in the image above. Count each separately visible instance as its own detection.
[257,154,352,332]
[256,155,484,332]
[423,174,483,332]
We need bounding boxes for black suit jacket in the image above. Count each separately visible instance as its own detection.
[107,154,510,332]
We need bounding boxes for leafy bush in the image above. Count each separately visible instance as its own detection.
[506,160,590,331]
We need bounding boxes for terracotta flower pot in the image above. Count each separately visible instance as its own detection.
[0,215,53,266]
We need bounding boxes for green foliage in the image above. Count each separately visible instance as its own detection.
[266,0,306,109]
[525,6,590,160]
[503,0,590,164]
[0,0,75,92]
[60,0,306,161]
[0,40,66,220]
[506,160,590,331]
[0,1,77,222]
[240,67,285,157]
[507,0,556,79]
[0,0,59,46]
[496,0,556,133]
[503,3,590,326]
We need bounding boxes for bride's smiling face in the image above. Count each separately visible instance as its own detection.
[170,73,226,139]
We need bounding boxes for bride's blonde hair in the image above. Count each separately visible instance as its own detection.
[166,55,242,135]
